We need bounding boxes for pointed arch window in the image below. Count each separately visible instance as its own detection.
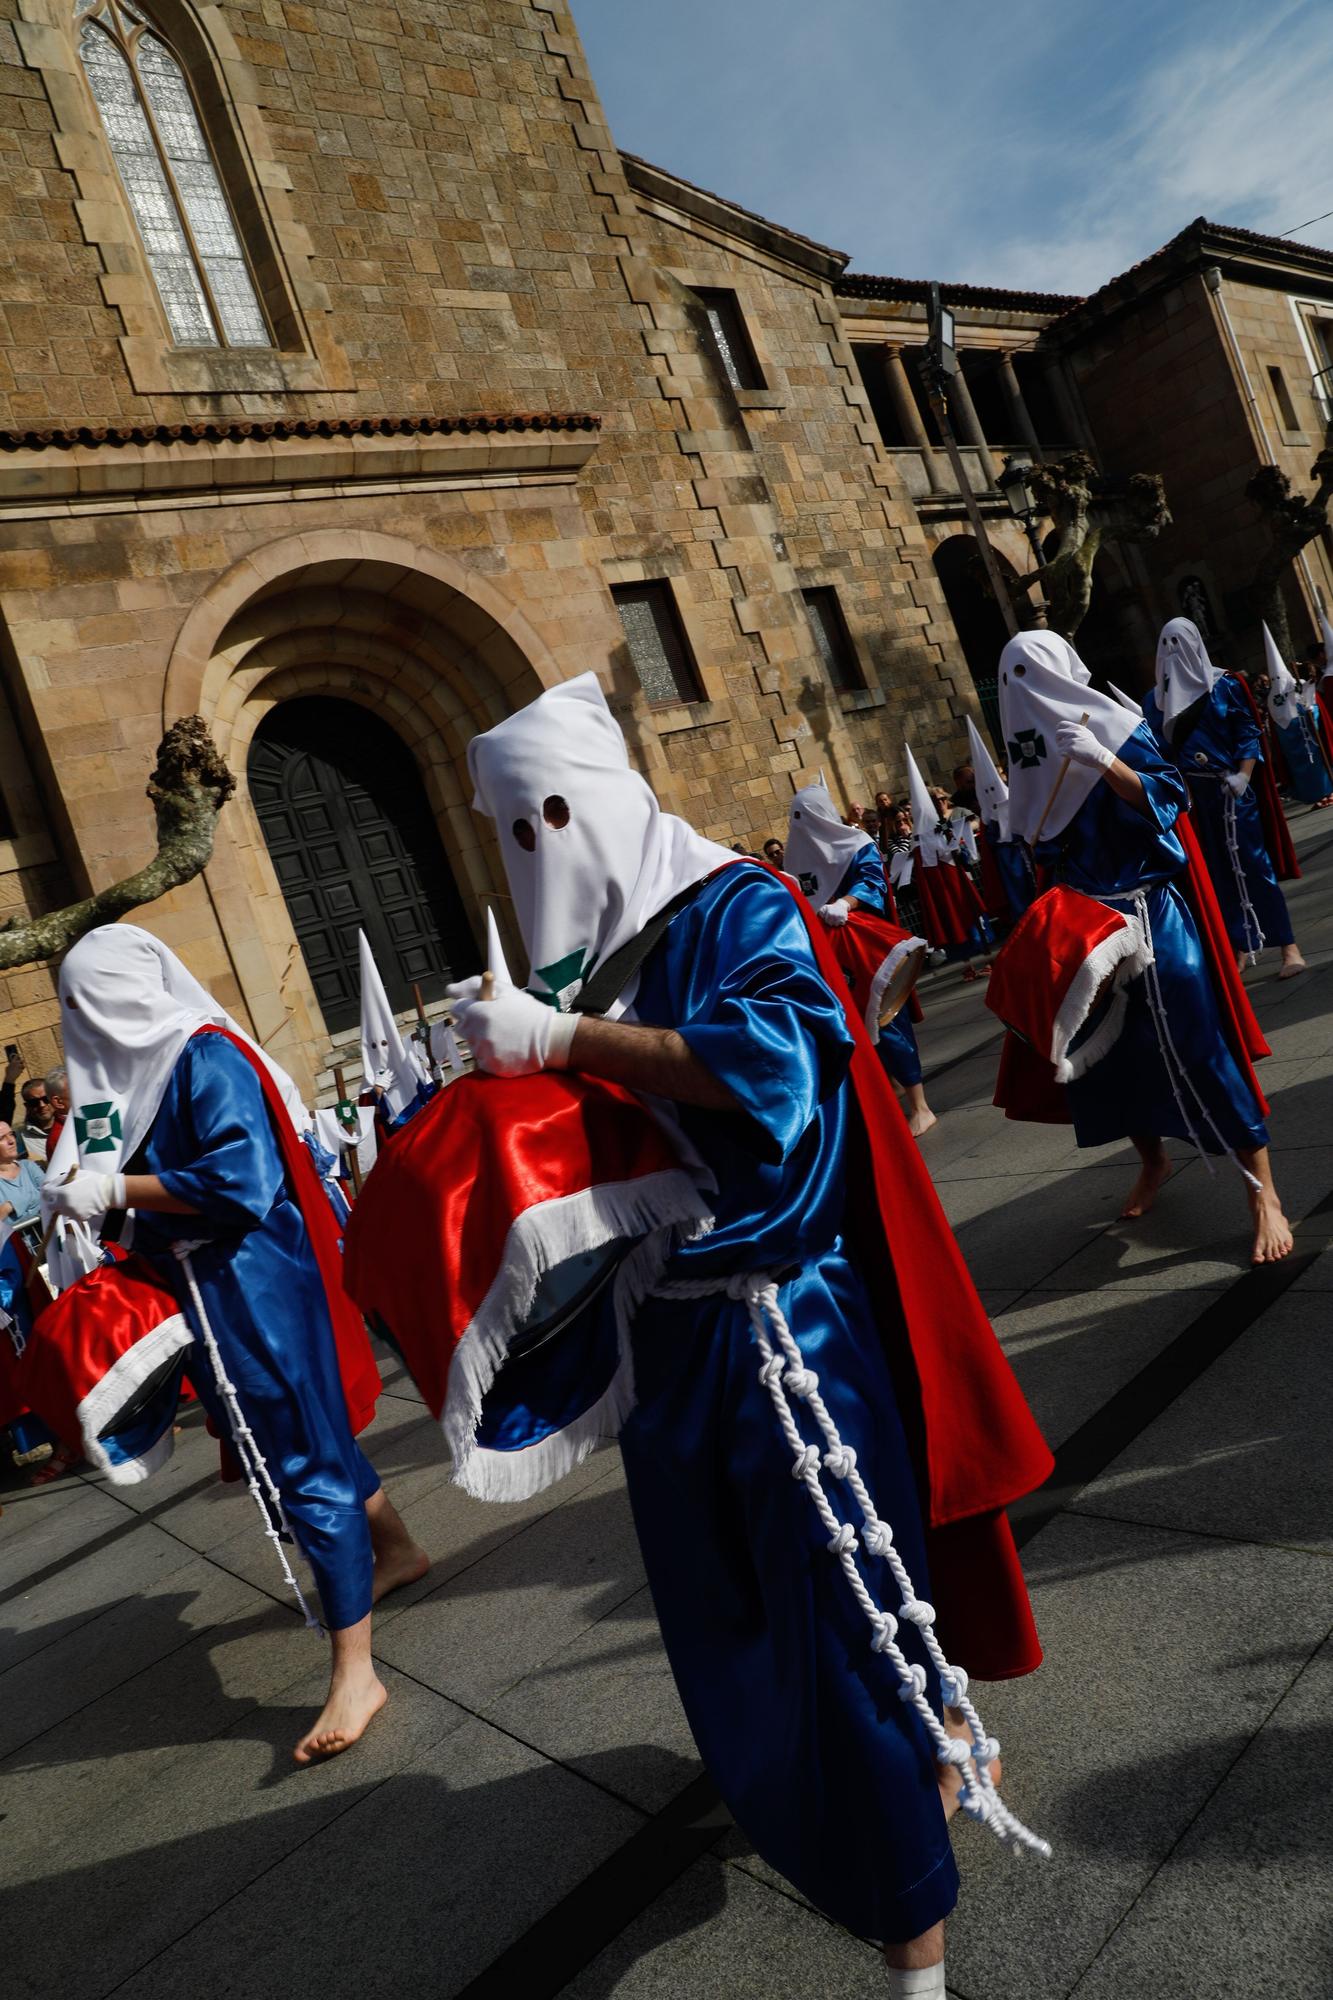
[77,0,268,349]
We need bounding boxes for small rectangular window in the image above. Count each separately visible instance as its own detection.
[1268,364,1300,431]
[694,287,765,393]
[612,582,704,706]
[802,587,863,692]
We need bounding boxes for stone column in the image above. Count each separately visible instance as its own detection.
[997,351,1042,456]
[1041,355,1094,449]
[880,344,933,453]
[946,362,989,452]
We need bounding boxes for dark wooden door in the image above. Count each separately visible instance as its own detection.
[248,697,479,1034]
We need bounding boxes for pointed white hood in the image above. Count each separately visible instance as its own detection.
[965,716,1010,843]
[1107,682,1144,716]
[1320,613,1333,680]
[1263,623,1298,727]
[49,923,311,1184]
[784,778,873,908]
[467,673,734,1019]
[903,745,953,867]
[359,929,427,1117]
[997,631,1139,844]
[1155,617,1220,739]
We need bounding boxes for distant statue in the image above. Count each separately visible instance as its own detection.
[1178,574,1218,644]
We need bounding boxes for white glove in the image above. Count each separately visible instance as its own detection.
[40,1169,125,1228]
[1055,719,1115,770]
[817,899,850,927]
[444,975,579,1078]
[1223,771,1250,797]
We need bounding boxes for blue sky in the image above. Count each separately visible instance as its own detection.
[572,0,1333,295]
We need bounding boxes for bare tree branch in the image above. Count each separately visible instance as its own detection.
[0,715,235,971]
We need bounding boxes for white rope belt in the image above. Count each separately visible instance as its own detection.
[1128,891,1263,1194]
[652,1268,1051,1860]
[173,1242,322,1631]
[1220,785,1264,962]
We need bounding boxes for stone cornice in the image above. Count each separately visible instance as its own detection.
[0,414,602,517]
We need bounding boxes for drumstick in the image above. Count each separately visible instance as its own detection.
[39,1167,77,1258]
[480,969,496,1001]
[1033,711,1090,844]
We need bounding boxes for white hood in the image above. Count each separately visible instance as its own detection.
[965,715,1010,843]
[785,778,874,908]
[1263,623,1298,727]
[903,745,953,867]
[467,673,735,1019]
[358,929,428,1117]
[1320,613,1333,679]
[1107,682,1144,716]
[1155,617,1220,739]
[50,923,312,1184]
[997,631,1140,844]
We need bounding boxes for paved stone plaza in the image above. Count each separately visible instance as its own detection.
[3,815,1332,2000]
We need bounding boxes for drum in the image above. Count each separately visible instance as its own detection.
[985,884,1149,1082]
[829,911,929,1043]
[343,1069,711,1499]
[16,1253,192,1484]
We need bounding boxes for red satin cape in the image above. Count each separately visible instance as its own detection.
[915,856,988,949]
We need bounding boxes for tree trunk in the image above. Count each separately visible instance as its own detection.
[0,716,234,971]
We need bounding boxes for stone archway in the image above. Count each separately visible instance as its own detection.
[931,534,1018,750]
[165,531,554,1088]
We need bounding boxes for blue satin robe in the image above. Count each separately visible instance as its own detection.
[1036,726,1267,1154]
[838,846,923,1089]
[1145,680,1293,951]
[134,1034,380,1629]
[1272,694,1331,803]
[621,866,956,1942]
[988,824,1037,919]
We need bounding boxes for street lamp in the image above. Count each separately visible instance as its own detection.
[916,283,1018,638]
[998,451,1047,569]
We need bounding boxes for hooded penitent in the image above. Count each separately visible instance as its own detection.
[1107,682,1144,715]
[997,631,1140,845]
[965,716,1011,843]
[1263,623,1297,725]
[1155,617,1220,740]
[784,778,874,908]
[358,928,428,1118]
[49,924,312,1185]
[902,746,953,866]
[1321,613,1333,678]
[467,672,734,1019]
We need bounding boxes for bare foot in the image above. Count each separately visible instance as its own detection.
[293,1664,387,1765]
[937,1704,1001,1822]
[906,1105,938,1140]
[372,1538,430,1605]
[1250,1187,1294,1264]
[1278,948,1308,980]
[1121,1154,1171,1218]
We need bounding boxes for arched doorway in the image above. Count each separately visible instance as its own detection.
[248,697,480,1033]
[931,535,1016,748]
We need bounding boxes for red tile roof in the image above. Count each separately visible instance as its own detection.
[835,273,1082,315]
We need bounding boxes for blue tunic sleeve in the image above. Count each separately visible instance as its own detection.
[148,1035,286,1235]
[649,867,854,1166]
[836,845,888,917]
[1037,724,1187,898]
[1216,677,1263,765]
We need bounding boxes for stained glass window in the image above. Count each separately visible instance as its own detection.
[611,583,703,706]
[78,0,267,349]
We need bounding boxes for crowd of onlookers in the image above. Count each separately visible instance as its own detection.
[0,1049,70,1229]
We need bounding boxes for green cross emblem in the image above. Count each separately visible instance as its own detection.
[1007,729,1047,770]
[531,947,587,1012]
[335,1098,359,1133]
[74,1101,122,1154]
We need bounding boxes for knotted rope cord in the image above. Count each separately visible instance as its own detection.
[1131,892,1263,1195]
[654,1269,1051,1860]
[173,1243,322,1631]
[1221,786,1264,962]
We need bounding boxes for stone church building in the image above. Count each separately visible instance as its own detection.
[1,0,1330,1094]
[0,0,999,1092]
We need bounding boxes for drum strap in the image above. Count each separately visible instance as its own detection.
[573,879,711,1017]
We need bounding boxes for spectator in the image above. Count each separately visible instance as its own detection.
[762,837,785,867]
[0,1047,22,1131]
[45,1066,69,1157]
[0,1122,46,1226]
[842,803,865,828]
[18,1078,54,1165]
[860,808,881,843]
[730,841,754,857]
[951,761,979,814]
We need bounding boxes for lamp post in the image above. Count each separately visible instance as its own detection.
[916,283,1018,639]
[998,451,1047,570]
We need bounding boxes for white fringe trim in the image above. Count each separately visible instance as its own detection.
[443,1172,712,1503]
[75,1311,193,1486]
[865,935,927,1046]
[1050,918,1150,1083]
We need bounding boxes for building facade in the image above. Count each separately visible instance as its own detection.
[0,0,986,1092]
